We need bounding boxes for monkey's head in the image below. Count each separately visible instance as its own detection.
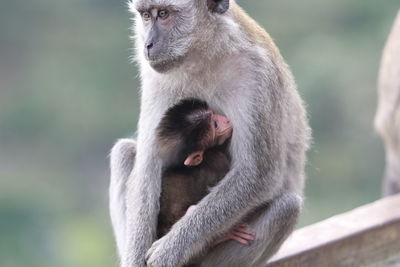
[129,0,230,72]
[156,98,233,167]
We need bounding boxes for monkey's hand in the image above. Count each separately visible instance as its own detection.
[213,224,255,247]
[186,206,255,247]
[146,233,185,267]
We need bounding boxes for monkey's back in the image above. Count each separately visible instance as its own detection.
[157,147,230,238]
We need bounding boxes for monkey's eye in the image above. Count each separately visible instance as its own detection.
[142,11,151,20]
[214,120,219,129]
[158,9,169,19]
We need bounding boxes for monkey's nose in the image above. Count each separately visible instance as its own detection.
[145,43,154,58]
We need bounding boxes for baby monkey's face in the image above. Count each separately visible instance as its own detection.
[208,111,233,147]
[183,109,232,167]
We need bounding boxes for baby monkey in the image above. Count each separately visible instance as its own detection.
[156,98,254,246]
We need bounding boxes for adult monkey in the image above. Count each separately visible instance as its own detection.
[109,0,310,266]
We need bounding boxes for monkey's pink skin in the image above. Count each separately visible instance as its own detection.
[186,205,255,246]
[213,224,255,246]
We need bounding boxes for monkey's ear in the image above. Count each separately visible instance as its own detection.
[184,151,204,166]
[207,0,230,14]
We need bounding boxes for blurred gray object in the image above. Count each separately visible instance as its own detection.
[375,10,400,196]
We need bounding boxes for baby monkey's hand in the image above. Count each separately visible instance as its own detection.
[185,205,255,246]
[213,224,255,246]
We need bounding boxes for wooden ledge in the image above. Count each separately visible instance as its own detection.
[268,194,400,266]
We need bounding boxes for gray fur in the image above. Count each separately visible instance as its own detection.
[110,0,310,266]
[109,139,137,260]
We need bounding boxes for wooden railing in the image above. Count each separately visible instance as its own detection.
[268,195,400,267]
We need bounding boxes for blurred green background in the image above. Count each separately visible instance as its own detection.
[1,0,399,266]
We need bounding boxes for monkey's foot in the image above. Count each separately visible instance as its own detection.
[213,224,255,246]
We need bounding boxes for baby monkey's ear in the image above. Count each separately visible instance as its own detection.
[184,151,204,166]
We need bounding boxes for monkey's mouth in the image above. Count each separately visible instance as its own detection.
[145,51,161,62]
[148,58,168,66]
[216,127,233,146]
[147,56,185,73]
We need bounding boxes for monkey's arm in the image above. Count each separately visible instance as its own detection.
[186,205,255,246]
[109,139,137,259]
[122,93,169,267]
[123,137,163,267]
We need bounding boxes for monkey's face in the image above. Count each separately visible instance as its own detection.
[210,112,233,147]
[131,0,198,72]
[183,111,232,167]
[130,0,231,72]
[184,111,232,167]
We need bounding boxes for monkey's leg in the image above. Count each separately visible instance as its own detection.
[200,192,301,267]
[109,138,137,259]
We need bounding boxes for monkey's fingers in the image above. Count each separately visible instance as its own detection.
[233,225,255,237]
[230,233,252,246]
[232,231,255,242]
